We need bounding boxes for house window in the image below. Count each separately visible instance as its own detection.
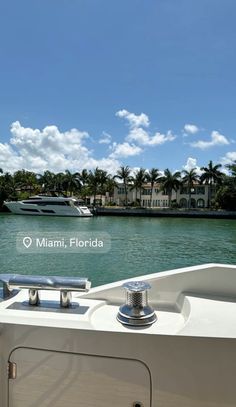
[197,199,205,208]
[180,187,188,194]
[142,189,152,195]
[118,187,125,195]
[196,186,205,195]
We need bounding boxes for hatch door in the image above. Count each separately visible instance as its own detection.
[8,347,150,407]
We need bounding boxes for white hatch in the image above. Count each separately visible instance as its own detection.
[9,348,150,407]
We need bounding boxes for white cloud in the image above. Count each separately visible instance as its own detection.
[183,124,199,135]
[116,109,176,147]
[129,167,142,177]
[109,142,142,159]
[116,109,150,128]
[127,128,175,146]
[220,151,236,165]
[148,130,176,146]
[10,121,90,159]
[126,128,150,144]
[0,110,167,174]
[98,131,112,144]
[86,157,121,175]
[182,157,202,175]
[0,121,121,175]
[0,142,24,171]
[190,131,230,149]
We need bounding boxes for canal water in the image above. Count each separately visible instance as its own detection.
[0,214,236,286]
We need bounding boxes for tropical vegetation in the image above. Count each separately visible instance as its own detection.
[182,169,199,209]
[115,166,132,206]
[159,169,181,207]
[200,161,224,207]
[146,168,160,207]
[0,160,236,211]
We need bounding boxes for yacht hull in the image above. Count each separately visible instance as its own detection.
[4,201,93,217]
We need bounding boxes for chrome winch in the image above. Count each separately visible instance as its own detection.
[117,281,157,327]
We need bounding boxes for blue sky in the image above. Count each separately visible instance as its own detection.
[0,0,236,174]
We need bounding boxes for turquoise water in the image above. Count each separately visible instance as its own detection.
[0,213,236,286]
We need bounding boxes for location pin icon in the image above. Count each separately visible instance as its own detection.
[23,236,32,249]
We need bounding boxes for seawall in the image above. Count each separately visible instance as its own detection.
[93,207,236,219]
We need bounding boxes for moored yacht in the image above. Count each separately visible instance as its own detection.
[4,194,93,217]
[0,263,236,406]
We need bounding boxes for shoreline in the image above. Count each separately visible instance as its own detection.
[93,207,236,219]
[1,207,236,219]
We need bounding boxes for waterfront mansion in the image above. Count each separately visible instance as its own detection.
[113,183,215,209]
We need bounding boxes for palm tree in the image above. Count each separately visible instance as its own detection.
[88,168,108,207]
[104,176,118,204]
[160,169,181,208]
[131,168,147,206]
[115,166,132,206]
[97,169,109,202]
[54,172,66,193]
[13,170,38,193]
[0,172,18,205]
[200,160,224,208]
[79,169,89,186]
[37,171,56,192]
[182,168,199,209]
[226,160,236,177]
[63,170,81,196]
[79,169,89,203]
[99,170,109,194]
[146,168,160,207]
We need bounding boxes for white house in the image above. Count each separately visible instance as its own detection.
[113,183,213,208]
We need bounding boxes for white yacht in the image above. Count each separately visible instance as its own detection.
[0,263,236,406]
[4,195,93,217]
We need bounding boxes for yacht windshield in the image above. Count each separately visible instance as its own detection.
[74,201,85,206]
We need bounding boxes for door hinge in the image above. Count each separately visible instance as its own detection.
[8,362,17,379]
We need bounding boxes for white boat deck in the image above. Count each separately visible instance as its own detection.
[1,263,236,338]
[1,263,236,407]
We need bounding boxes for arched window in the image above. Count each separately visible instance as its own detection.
[197,198,205,208]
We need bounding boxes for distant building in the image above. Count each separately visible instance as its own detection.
[113,183,215,208]
[113,183,169,207]
[176,184,215,208]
